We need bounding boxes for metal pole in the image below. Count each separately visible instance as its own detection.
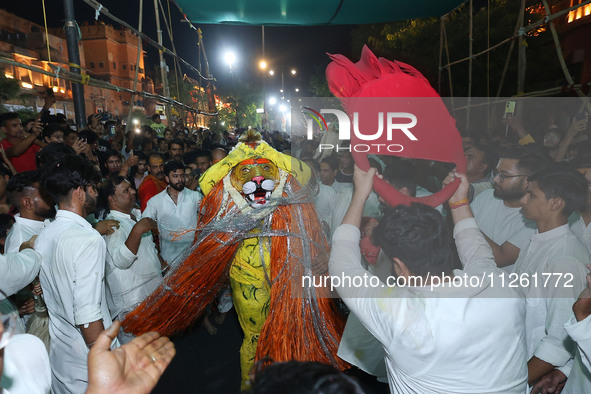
[63,0,86,129]
[517,0,526,95]
[281,70,285,100]
[262,26,267,128]
[153,0,171,124]
[125,0,144,136]
[467,0,473,129]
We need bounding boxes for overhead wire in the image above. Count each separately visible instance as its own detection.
[79,0,214,82]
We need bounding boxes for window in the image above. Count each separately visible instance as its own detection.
[90,62,95,68]
[122,64,127,70]
[99,62,104,68]
[113,62,116,69]
[568,1,591,22]
[139,67,144,73]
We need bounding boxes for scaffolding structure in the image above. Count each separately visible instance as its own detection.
[437,0,591,128]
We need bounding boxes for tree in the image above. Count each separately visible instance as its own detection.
[309,65,333,97]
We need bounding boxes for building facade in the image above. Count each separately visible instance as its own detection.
[1,9,153,121]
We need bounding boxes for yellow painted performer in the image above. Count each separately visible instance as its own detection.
[123,130,347,387]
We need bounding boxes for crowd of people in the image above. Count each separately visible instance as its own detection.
[0,94,590,394]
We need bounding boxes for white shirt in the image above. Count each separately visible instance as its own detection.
[0,334,51,394]
[470,179,493,200]
[329,188,381,238]
[142,187,202,267]
[563,315,591,393]
[570,213,591,255]
[0,249,42,297]
[471,189,537,271]
[103,209,163,317]
[0,248,43,335]
[514,224,590,371]
[329,219,527,393]
[313,184,336,228]
[5,215,49,254]
[35,210,118,394]
[328,179,351,195]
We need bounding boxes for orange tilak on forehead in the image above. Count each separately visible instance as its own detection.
[239,158,270,165]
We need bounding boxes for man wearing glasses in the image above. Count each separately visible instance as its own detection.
[471,145,550,271]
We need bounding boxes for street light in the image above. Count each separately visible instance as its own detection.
[290,68,296,75]
[259,60,268,70]
[224,51,236,71]
[269,70,275,76]
[224,50,238,128]
[269,97,277,105]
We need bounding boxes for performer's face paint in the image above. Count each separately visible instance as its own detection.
[231,158,279,208]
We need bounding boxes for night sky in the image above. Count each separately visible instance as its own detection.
[3,2,355,96]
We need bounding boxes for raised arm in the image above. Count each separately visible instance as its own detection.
[443,171,497,274]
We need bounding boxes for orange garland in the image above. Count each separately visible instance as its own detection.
[122,176,347,370]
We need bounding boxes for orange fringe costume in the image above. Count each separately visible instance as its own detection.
[122,135,347,387]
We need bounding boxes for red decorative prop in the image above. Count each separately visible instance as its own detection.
[326,46,466,208]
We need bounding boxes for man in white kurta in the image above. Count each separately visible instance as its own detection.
[471,147,548,270]
[34,156,118,394]
[329,167,527,393]
[513,165,590,385]
[101,177,164,343]
[104,209,163,319]
[5,171,54,254]
[143,161,202,268]
[0,248,42,298]
[4,215,49,254]
[561,272,591,393]
[562,311,591,392]
[36,210,118,393]
[471,188,536,256]
[569,161,591,255]
[570,213,591,255]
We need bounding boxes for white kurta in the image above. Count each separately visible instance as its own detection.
[563,315,591,393]
[514,224,590,372]
[0,248,43,335]
[142,187,201,267]
[103,209,163,318]
[329,188,381,238]
[329,219,528,393]
[0,249,42,297]
[313,184,337,228]
[4,215,49,254]
[328,179,352,195]
[35,210,118,394]
[0,333,51,394]
[569,213,591,255]
[471,189,537,272]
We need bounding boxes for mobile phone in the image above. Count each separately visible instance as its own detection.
[504,101,516,118]
[46,88,54,97]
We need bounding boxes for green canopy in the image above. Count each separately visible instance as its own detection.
[176,0,467,25]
